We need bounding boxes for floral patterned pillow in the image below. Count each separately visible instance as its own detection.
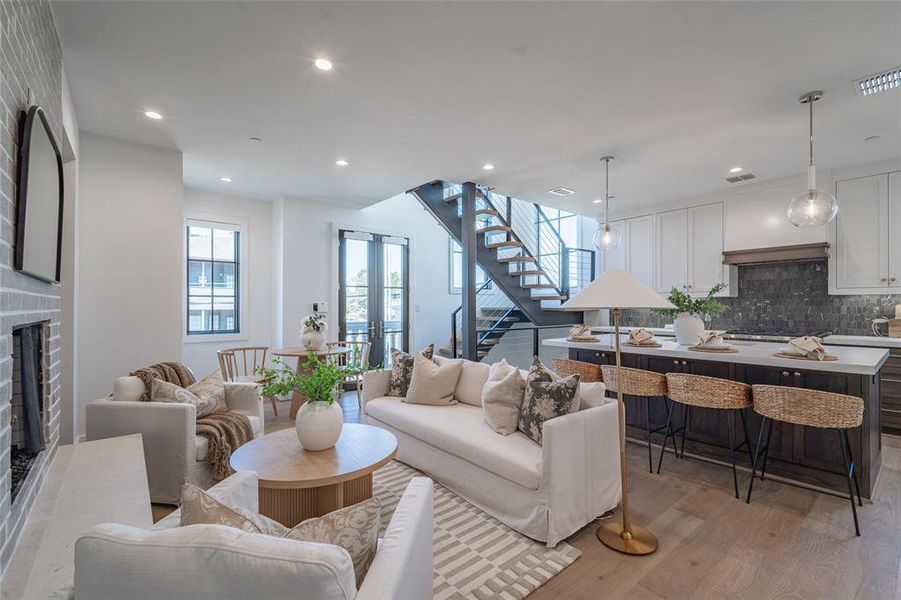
[179,483,287,536]
[386,344,434,397]
[518,357,580,445]
[151,370,226,418]
[286,498,382,587]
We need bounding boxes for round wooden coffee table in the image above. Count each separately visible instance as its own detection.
[229,423,398,526]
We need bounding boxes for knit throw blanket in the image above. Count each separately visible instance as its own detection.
[130,361,196,402]
[196,412,254,481]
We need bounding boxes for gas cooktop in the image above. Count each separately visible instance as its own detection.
[722,329,832,343]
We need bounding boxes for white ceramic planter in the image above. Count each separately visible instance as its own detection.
[300,329,327,352]
[672,313,705,345]
[296,400,344,451]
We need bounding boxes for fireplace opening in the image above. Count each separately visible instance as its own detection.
[10,323,46,503]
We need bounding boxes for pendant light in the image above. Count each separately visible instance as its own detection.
[788,91,837,227]
[592,156,620,252]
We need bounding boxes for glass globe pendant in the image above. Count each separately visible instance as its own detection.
[788,91,837,227]
[593,156,620,252]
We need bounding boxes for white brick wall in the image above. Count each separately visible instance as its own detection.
[0,0,66,574]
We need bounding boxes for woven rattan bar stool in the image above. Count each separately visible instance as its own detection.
[659,373,753,499]
[747,385,864,536]
[552,358,603,383]
[600,365,669,473]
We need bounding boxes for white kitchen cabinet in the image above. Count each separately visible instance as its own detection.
[655,203,732,296]
[888,172,901,286]
[655,209,689,293]
[626,215,654,288]
[831,173,891,292]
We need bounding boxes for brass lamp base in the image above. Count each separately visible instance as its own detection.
[596,521,658,555]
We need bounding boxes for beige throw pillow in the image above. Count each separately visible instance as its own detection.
[387,345,434,397]
[518,357,580,445]
[151,370,225,418]
[180,483,287,537]
[404,353,462,405]
[481,360,526,435]
[180,484,381,587]
[286,498,381,587]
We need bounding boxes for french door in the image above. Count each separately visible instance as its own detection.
[338,230,409,367]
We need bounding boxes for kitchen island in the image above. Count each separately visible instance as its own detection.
[545,336,888,498]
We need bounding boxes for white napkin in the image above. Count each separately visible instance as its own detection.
[569,325,593,338]
[697,331,724,346]
[788,336,826,360]
[628,329,656,346]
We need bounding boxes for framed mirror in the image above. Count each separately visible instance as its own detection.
[15,106,64,284]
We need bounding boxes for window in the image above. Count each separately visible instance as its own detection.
[186,220,240,335]
[449,238,487,292]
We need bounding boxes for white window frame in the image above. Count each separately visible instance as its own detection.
[448,236,489,293]
[183,213,249,343]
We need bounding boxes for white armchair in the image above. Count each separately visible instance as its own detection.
[74,472,435,600]
[86,378,265,504]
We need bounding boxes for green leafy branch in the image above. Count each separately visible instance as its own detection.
[255,355,373,405]
[652,283,729,319]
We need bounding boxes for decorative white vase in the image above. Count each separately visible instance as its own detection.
[296,399,344,451]
[300,328,327,352]
[672,313,705,345]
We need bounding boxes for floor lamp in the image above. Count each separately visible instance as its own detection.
[561,270,675,555]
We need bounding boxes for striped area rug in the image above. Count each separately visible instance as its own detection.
[373,461,582,600]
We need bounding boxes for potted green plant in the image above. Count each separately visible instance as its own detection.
[258,355,359,450]
[652,283,728,345]
[299,313,327,352]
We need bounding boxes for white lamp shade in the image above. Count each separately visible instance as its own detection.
[561,270,675,310]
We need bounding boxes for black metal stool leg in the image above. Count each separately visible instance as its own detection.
[728,410,739,499]
[656,398,676,474]
[645,396,653,473]
[740,408,753,469]
[679,406,690,458]
[838,429,861,536]
[843,430,863,507]
[759,418,774,480]
[746,416,768,504]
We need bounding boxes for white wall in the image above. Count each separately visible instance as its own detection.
[181,189,274,376]
[76,133,183,436]
[280,193,460,356]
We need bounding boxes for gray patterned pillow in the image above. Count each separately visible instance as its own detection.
[179,483,287,536]
[151,370,225,418]
[286,498,381,587]
[386,344,434,397]
[518,357,580,445]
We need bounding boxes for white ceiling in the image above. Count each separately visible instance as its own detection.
[53,1,901,212]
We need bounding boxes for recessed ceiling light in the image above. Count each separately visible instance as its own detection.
[593,199,603,204]
[144,110,163,120]
[219,177,232,183]
[482,164,495,171]
[335,159,349,167]
[314,58,334,71]
[729,166,743,173]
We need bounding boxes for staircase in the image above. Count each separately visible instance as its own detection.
[409,180,596,360]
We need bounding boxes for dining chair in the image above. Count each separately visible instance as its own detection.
[327,340,372,410]
[217,346,277,416]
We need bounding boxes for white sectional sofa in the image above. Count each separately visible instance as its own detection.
[86,376,265,504]
[362,359,621,547]
[74,471,434,600]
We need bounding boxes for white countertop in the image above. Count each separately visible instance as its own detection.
[824,335,901,349]
[544,335,889,376]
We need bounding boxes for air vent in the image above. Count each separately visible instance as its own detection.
[548,187,575,196]
[725,173,757,183]
[855,66,901,97]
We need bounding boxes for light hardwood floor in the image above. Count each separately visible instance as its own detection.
[174,393,901,599]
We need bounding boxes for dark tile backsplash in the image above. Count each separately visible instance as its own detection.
[621,260,901,336]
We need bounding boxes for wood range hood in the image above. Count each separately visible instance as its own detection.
[722,242,830,265]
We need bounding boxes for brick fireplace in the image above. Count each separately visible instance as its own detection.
[0,0,69,572]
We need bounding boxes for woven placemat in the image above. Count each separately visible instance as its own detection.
[772,351,839,361]
[567,337,599,343]
[688,345,739,353]
[624,341,662,348]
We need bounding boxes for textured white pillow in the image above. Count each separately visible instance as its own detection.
[434,356,490,406]
[578,382,608,409]
[404,354,463,405]
[113,376,145,402]
[481,360,526,435]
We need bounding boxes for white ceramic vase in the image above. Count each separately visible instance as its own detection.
[672,313,705,345]
[300,328,327,352]
[296,399,343,451]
